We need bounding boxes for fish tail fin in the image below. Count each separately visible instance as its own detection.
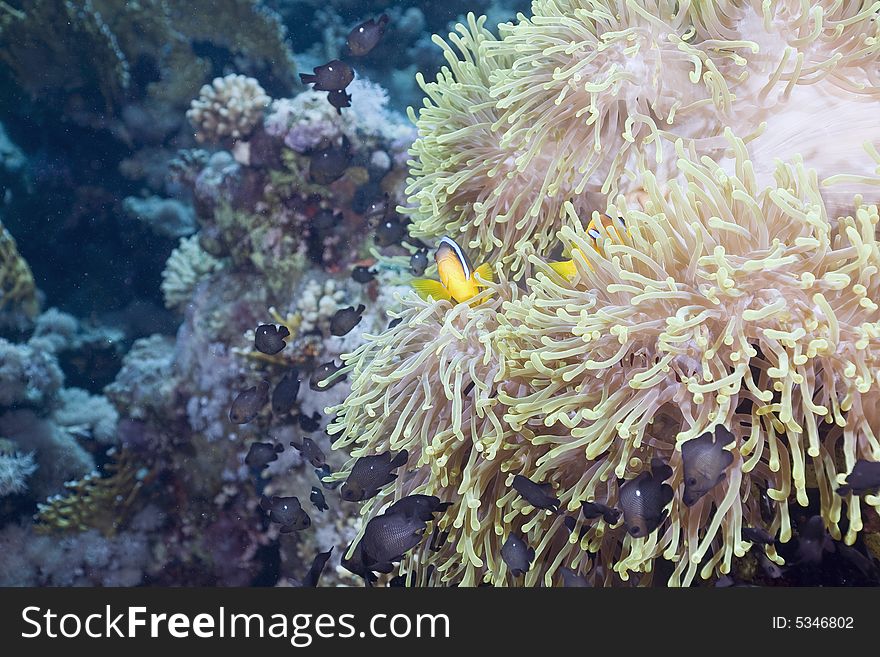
[548,259,577,279]
[715,425,735,446]
[411,278,451,302]
[391,449,409,468]
[474,262,494,285]
[299,73,317,85]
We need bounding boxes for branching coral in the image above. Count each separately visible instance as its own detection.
[404,2,880,277]
[187,74,272,144]
[0,439,36,497]
[331,130,880,586]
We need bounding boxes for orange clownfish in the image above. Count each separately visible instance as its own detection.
[411,236,493,304]
[548,213,627,279]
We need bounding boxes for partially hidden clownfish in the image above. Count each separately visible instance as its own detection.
[411,236,493,304]
[548,213,627,279]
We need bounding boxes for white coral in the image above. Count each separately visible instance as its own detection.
[297,278,346,333]
[186,74,270,143]
[0,442,36,497]
[161,235,224,311]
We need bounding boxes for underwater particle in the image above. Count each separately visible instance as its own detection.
[228,380,270,424]
[309,486,329,513]
[501,533,534,577]
[681,426,735,507]
[186,74,270,143]
[618,458,674,538]
[742,527,775,546]
[245,441,284,470]
[559,567,591,587]
[326,89,352,115]
[409,249,429,276]
[299,60,354,92]
[308,140,351,185]
[291,547,333,587]
[512,475,559,512]
[329,304,366,337]
[385,495,451,523]
[297,411,322,433]
[340,449,408,502]
[309,360,346,391]
[291,436,326,468]
[254,324,290,355]
[360,511,427,572]
[581,501,621,525]
[271,369,301,416]
[346,15,389,57]
[260,495,311,533]
[836,460,880,496]
[374,217,406,247]
[351,266,376,284]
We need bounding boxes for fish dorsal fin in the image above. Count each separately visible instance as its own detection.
[473,262,494,284]
[411,278,452,303]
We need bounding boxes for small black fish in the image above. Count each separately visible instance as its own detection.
[299,60,354,91]
[618,458,674,538]
[352,266,376,284]
[364,196,389,224]
[298,411,322,432]
[388,317,402,329]
[374,218,406,247]
[291,436,326,468]
[309,141,351,185]
[311,208,341,234]
[346,14,389,57]
[310,360,346,391]
[681,426,735,506]
[501,533,534,577]
[330,304,366,337]
[795,515,832,565]
[341,541,378,586]
[410,249,429,276]
[260,495,311,532]
[581,501,621,525]
[229,380,270,424]
[836,459,880,496]
[244,441,284,470]
[341,449,409,502]
[559,567,591,587]
[314,463,343,490]
[254,324,289,355]
[310,486,329,512]
[361,511,427,571]
[387,574,410,587]
[385,494,451,522]
[327,89,352,115]
[512,475,559,512]
[271,369,301,416]
[291,547,333,587]
[742,526,775,546]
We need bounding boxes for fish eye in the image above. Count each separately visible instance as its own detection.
[687,477,697,486]
[629,526,640,536]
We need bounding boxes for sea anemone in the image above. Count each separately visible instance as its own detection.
[331,129,880,586]
[404,1,880,277]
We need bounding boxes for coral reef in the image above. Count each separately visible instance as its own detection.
[0,439,36,497]
[161,235,225,311]
[122,196,197,239]
[0,220,38,318]
[187,75,271,144]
